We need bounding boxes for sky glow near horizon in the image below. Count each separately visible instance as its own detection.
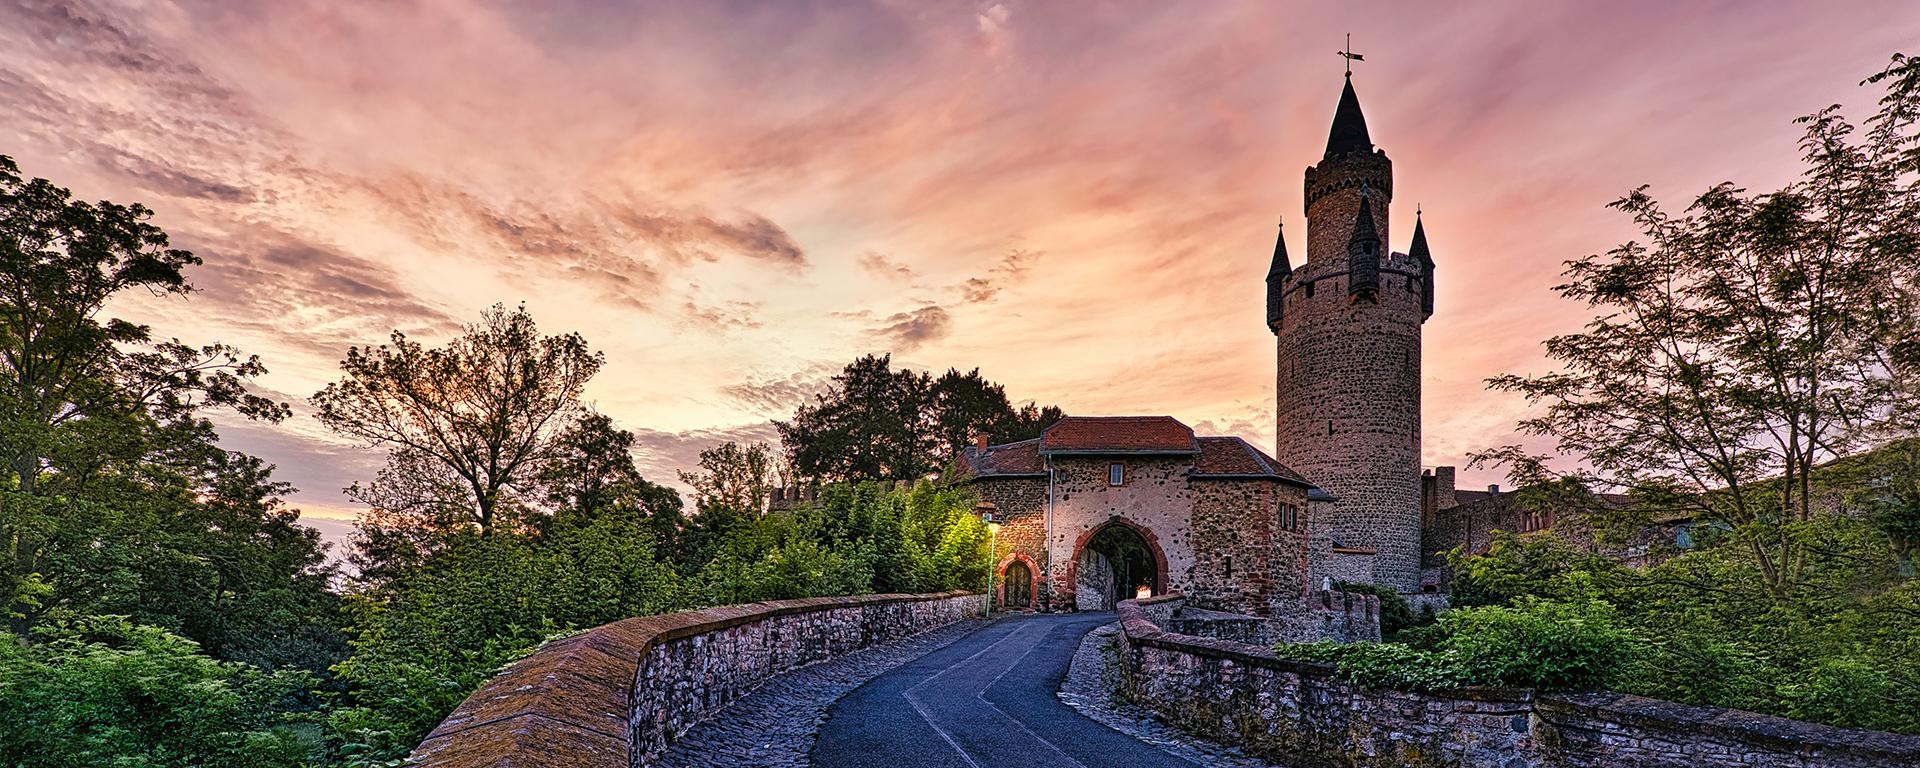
[4,0,1917,550]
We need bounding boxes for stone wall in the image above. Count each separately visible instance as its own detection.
[1188,479,1309,616]
[1114,595,1920,768]
[975,476,1049,608]
[410,590,983,768]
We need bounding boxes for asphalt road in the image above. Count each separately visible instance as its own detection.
[810,612,1199,768]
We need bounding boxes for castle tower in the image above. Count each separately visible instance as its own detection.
[1268,73,1434,591]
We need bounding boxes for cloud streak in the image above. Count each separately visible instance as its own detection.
[4,0,1917,554]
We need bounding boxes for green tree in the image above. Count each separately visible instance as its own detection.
[673,441,777,573]
[929,367,1063,456]
[0,156,337,681]
[778,356,1065,482]
[314,304,604,583]
[1842,438,1920,574]
[535,412,684,554]
[1481,53,1920,597]
[778,354,933,482]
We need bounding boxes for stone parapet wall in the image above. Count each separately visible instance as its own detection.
[411,590,983,768]
[1114,595,1920,768]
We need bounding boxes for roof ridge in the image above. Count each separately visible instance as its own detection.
[1233,436,1278,476]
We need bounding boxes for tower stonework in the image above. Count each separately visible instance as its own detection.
[1268,76,1433,591]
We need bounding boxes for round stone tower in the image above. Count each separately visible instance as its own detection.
[1265,74,1434,592]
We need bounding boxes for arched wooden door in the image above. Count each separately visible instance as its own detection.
[1004,560,1033,608]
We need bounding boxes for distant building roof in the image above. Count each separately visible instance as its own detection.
[1040,416,1197,455]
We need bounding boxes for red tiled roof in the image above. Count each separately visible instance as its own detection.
[959,430,1312,487]
[1192,436,1312,486]
[1040,416,1196,454]
[959,438,1045,477]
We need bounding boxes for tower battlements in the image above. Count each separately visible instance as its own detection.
[1268,73,1433,592]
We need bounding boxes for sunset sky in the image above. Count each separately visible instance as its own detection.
[5,1,1917,548]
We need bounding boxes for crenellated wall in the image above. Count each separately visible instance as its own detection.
[1114,595,1920,768]
[410,591,983,768]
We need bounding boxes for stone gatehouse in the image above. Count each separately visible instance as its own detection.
[957,415,1315,617]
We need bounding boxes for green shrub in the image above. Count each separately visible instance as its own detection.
[1437,598,1635,689]
[1277,598,1636,692]
[0,616,312,768]
[1275,641,1471,691]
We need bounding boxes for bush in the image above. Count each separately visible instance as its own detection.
[0,616,312,768]
[329,514,677,762]
[1438,598,1635,689]
[1277,598,1636,692]
[1276,641,1471,691]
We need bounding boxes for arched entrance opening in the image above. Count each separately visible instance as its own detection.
[1072,520,1163,611]
[1002,559,1032,608]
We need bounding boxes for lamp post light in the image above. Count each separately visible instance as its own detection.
[977,502,1000,618]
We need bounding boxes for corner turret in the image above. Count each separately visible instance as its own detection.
[1409,210,1433,317]
[1346,184,1381,302]
[1266,221,1291,332]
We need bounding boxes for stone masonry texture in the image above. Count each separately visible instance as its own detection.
[408,590,983,768]
[1114,595,1920,768]
[970,455,1309,618]
[1276,139,1427,592]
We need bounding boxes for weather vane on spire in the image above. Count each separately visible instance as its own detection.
[1338,33,1364,77]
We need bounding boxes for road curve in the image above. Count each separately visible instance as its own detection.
[811,612,1198,768]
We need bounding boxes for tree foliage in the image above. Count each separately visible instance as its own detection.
[777,355,1062,482]
[0,616,313,768]
[313,305,603,541]
[1480,53,1920,596]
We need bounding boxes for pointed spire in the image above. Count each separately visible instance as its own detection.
[1325,77,1373,159]
[1348,184,1380,249]
[1408,208,1430,264]
[1411,207,1434,317]
[1267,220,1292,280]
[1266,220,1290,332]
[1347,183,1381,300]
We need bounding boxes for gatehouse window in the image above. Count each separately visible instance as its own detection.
[1279,502,1301,532]
[1108,462,1125,486]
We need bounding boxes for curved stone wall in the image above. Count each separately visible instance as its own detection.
[1115,594,1920,768]
[411,590,983,767]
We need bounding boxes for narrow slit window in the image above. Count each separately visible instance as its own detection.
[1225,556,1234,579]
[1108,463,1125,486]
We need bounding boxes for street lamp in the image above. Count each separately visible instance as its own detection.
[977,502,999,618]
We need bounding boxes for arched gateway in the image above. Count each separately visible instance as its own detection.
[1072,520,1163,610]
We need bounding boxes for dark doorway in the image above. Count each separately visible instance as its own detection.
[1075,523,1159,610]
[1003,560,1032,608]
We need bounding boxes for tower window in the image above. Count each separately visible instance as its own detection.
[1108,463,1125,486]
[1225,556,1234,579]
[1304,281,1316,298]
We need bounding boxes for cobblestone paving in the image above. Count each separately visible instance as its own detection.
[1058,623,1285,768]
[656,618,985,768]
